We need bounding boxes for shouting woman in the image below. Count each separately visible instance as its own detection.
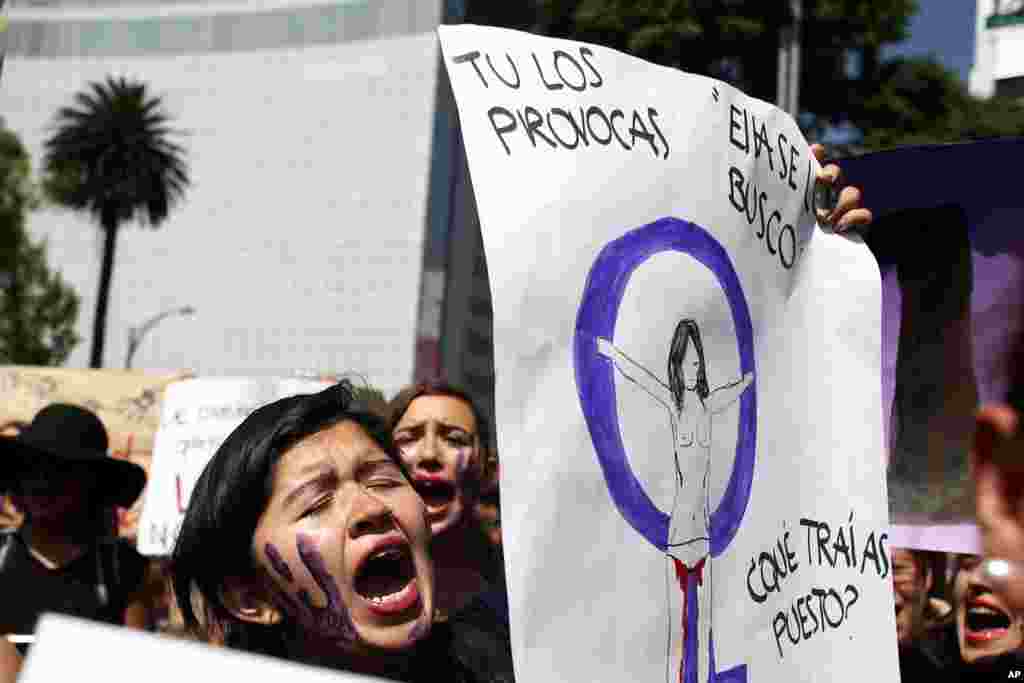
[171,381,513,682]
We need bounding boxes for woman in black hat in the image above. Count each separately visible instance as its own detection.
[0,403,150,647]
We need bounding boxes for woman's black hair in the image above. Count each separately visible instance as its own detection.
[170,380,404,654]
[667,319,709,410]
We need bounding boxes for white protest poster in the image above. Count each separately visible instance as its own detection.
[21,614,385,683]
[137,377,330,556]
[438,25,896,683]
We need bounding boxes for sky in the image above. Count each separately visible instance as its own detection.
[882,0,977,83]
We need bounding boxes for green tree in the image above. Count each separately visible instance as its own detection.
[856,57,1024,149]
[42,76,189,368]
[466,0,917,119]
[0,125,80,365]
[465,1,1024,150]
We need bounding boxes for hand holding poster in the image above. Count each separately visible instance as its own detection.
[438,25,896,683]
[137,377,330,556]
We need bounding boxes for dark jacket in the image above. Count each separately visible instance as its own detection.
[0,528,146,635]
[900,619,1024,683]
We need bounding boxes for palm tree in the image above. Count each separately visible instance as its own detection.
[42,76,188,368]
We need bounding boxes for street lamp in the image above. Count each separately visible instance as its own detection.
[776,0,803,117]
[125,305,195,369]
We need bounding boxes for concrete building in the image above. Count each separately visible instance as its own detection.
[0,0,478,398]
[971,0,1024,98]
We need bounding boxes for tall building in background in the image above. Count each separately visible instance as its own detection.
[971,0,1024,98]
[414,0,497,440]
[1,0,452,398]
[437,125,495,440]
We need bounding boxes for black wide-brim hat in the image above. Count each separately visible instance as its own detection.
[0,403,147,509]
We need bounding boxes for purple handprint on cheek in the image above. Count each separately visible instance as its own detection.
[264,535,358,644]
[265,543,294,582]
[408,616,430,644]
[455,447,481,501]
[455,448,470,479]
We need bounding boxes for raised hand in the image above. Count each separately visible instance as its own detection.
[811,143,872,233]
[264,535,358,643]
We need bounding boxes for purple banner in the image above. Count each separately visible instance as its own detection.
[842,139,1024,552]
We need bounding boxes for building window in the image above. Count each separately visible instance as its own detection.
[5,0,420,58]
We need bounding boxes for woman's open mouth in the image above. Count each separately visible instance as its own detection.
[414,479,456,513]
[965,598,1013,644]
[354,543,420,617]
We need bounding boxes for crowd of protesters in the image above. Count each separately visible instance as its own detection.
[0,382,514,683]
[4,374,1024,681]
[1,148,1024,683]
[894,548,1024,681]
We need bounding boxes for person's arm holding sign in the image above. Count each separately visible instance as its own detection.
[0,638,21,683]
[811,144,873,233]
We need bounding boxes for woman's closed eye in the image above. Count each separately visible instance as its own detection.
[302,494,334,519]
[366,476,405,491]
[445,433,472,447]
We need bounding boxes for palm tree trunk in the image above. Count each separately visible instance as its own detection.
[89,213,118,368]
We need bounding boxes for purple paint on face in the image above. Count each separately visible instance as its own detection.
[455,448,470,480]
[455,447,481,502]
[408,617,430,643]
[264,542,294,582]
[273,532,357,643]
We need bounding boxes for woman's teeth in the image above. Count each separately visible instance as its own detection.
[367,582,412,605]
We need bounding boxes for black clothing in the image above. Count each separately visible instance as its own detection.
[0,529,147,636]
[901,620,1024,683]
[223,581,515,683]
[348,595,515,683]
[436,593,515,683]
[898,640,946,681]
[231,592,516,683]
[476,569,510,630]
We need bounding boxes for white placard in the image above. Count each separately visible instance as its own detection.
[137,377,330,556]
[20,614,384,683]
[438,25,896,683]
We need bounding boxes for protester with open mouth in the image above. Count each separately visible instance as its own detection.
[952,554,1024,668]
[901,553,1024,682]
[389,383,505,622]
[171,381,514,682]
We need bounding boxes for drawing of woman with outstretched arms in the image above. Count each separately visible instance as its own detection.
[596,318,752,683]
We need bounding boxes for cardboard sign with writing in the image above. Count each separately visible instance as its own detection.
[137,377,329,556]
[0,366,190,538]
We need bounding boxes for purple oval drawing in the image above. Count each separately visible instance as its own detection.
[573,216,756,557]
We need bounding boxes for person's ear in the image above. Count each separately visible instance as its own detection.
[972,403,1024,562]
[220,575,283,626]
